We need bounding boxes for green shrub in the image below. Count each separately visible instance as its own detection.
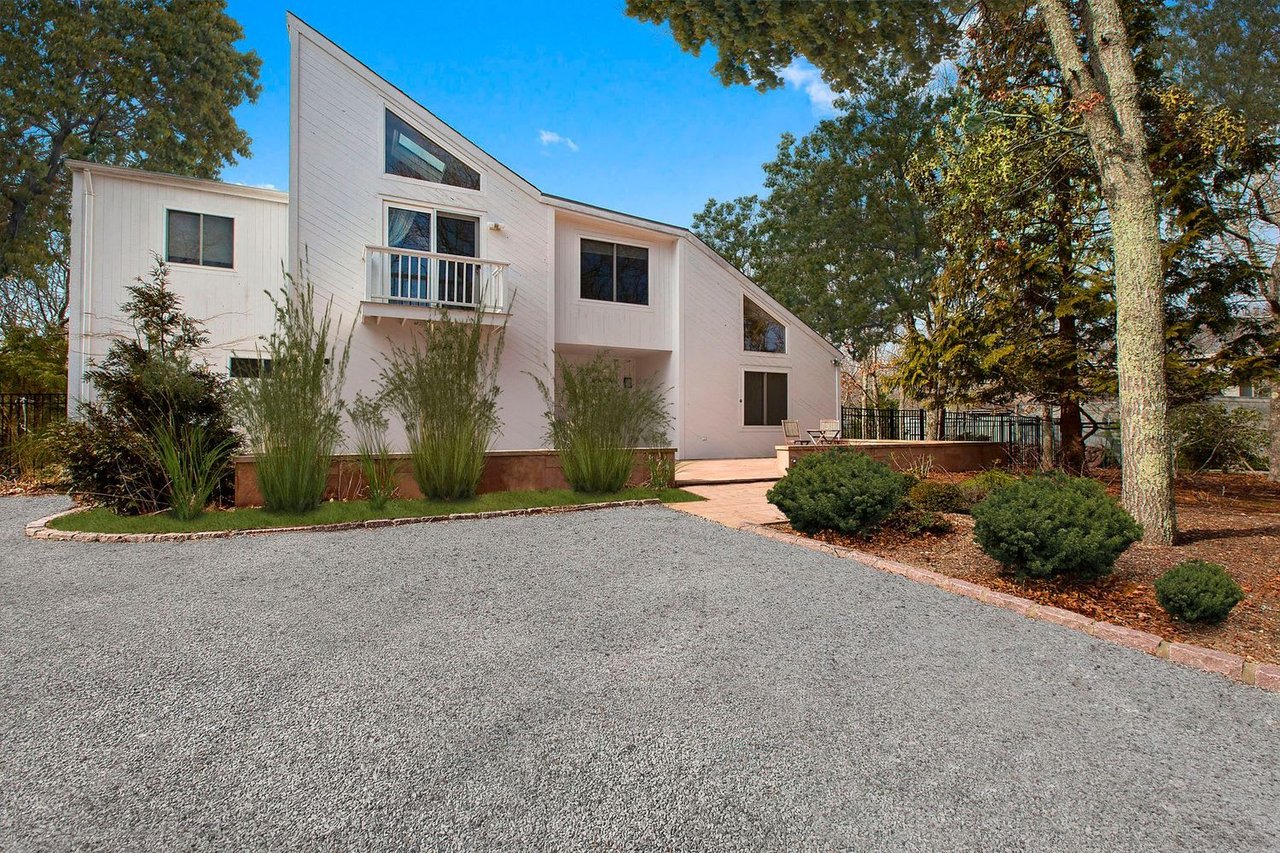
[533,353,670,493]
[348,393,397,510]
[906,480,967,513]
[382,307,505,500]
[1169,403,1266,473]
[1154,560,1244,623]
[152,423,239,520]
[233,271,351,513]
[971,474,1141,579]
[60,259,240,514]
[958,469,1017,507]
[767,449,908,535]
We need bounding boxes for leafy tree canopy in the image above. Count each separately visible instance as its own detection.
[0,0,261,332]
[693,66,948,358]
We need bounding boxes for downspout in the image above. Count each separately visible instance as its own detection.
[77,168,95,411]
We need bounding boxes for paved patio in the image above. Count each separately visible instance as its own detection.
[675,456,781,485]
[671,481,784,526]
[2,495,1278,850]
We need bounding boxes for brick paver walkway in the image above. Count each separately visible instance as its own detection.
[671,481,783,527]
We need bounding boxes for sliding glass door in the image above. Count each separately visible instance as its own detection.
[387,206,479,305]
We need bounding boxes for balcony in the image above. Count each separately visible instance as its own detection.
[362,244,509,324]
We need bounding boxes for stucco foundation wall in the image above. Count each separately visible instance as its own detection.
[233,448,675,508]
[776,441,1010,475]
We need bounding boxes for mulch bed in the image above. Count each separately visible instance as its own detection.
[779,470,1280,666]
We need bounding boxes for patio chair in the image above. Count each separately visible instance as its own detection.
[819,418,843,443]
[781,419,811,445]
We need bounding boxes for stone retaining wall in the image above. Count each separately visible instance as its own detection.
[233,448,675,508]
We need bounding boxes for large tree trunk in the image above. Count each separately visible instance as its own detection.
[1059,397,1086,474]
[1108,185,1176,540]
[1039,0,1177,543]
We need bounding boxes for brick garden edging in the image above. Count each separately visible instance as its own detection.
[24,499,662,543]
[743,522,1280,694]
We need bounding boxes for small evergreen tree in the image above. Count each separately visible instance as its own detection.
[60,257,240,514]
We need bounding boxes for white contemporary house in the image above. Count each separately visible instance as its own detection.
[67,13,841,459]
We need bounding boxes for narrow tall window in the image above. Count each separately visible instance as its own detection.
[744,371,788,426]
[385,110,480,190]
[580,239,649,305]
[744,295,786,353]
[166,210,233,268]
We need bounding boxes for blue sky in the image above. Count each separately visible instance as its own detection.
[220,0,839,227]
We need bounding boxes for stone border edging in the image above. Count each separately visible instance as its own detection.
[742,522,1280,694]
[25,499,661,543]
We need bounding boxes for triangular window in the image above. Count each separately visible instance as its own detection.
[744,295,786,353]
[385,110,480,190]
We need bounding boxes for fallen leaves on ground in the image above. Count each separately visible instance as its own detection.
[781,470,1280,665]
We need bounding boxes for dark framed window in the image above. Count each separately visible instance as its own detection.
[744,295,786,353]
[580,239,649,305]
[744,371,788,426]
[385,110,480,190]
[228,357,271,378]
[166,210,233,268]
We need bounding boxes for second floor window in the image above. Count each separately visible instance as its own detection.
[744,295,786,353]
[385,110,480,190]
[166,210,233,268]
[581,239,649,305]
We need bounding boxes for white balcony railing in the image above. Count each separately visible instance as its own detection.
[365,245,508,313]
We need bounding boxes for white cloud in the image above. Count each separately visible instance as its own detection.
[538,129,579,152]
[778,60,839,116]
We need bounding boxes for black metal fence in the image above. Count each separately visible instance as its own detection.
[842,407,1055,445]
[840,406,1121,467]
[841,407,927,441]
[0,393,67,451]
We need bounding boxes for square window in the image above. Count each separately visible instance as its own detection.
[166,210,233,268]
[580,239,648,305]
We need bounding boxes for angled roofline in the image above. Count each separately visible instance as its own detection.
[543,195,843,360]
[285,10,543,201]
[65,160,289,204]
[284,12,844,362]
[541,193,690,237]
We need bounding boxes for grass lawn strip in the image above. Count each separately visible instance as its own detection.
[48,487,702,535]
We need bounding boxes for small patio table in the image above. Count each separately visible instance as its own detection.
[806,428,842,445]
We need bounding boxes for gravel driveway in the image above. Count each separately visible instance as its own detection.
[2,495,1277,851]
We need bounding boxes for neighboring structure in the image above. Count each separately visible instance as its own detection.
[67,13,841,459]
[1215,382,1272,417]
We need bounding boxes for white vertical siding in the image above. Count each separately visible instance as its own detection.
[291,25,552,451]
[66,166,287,408]
[68,17,843,462]
[552,211,675,352]
[677,242,840,458]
